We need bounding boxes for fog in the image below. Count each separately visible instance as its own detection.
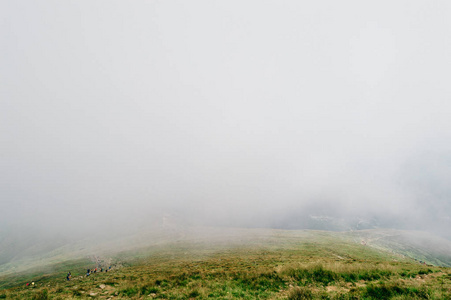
[1,1,451,240]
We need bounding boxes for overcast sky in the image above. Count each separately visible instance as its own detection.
[1,1,451,236]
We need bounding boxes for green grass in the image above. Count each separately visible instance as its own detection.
[1,229,450,299]
[0,257,93,290]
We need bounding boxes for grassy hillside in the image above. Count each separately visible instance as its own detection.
[1,228,451,299]
[345,229,451,267]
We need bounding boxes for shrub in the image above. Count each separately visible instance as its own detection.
[141,285,159,294]
[340,272,357,282]
[120,286,139,296]
[32,289,49,300]
[286,265,337,285]
[288,286,313,300]
[188,289,200,298]
[155,279,169,287]
[232,271,285,292]
[311,265,337,285]
[418,269,433,275]
[364,284,394,299]
[364,282,430,299]
[104,280,117,286]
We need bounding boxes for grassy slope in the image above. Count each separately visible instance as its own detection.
[345,229,451,267]
[1,228,451,299]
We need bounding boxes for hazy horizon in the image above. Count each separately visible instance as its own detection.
[1,1,451,240]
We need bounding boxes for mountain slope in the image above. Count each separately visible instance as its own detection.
[1,227,451,299]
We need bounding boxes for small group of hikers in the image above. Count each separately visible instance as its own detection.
[27,266,114,286]
[86,266,111,276]
[65,266,112,281]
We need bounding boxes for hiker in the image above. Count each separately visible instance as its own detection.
[87,269,90,276]
[67,272,71,281]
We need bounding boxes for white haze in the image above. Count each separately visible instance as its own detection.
[1,1,451,238]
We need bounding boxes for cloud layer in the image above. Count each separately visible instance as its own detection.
[1,1,451,237]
